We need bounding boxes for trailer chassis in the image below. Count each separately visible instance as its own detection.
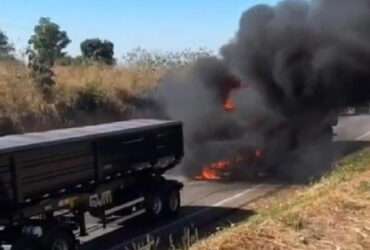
[0,175,183,250]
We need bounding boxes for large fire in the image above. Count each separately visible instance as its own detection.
[224,98,236,112]
[196,149,264,181]
[195,160,231,181]
[195,83,265,181]
[195,96,237,181]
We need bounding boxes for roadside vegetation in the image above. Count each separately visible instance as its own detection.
[191,148,370,250]
[0,60,165,134]
[0,17,212,135]
[6,15,370,250]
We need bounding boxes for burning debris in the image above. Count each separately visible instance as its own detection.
[223,98,236,112]
[196,160,232,181]
[196,149,265,181]
[149,0,370,182]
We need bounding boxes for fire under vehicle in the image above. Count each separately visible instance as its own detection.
[0,119,184,250]
[195,85,339,181]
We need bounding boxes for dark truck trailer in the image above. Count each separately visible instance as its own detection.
[0,119,184,250]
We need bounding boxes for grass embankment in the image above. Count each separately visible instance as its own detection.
[192,148,370,250]
[0,61,163,134]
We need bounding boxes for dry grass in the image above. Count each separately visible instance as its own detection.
[0,61,165,133]
[192,148,370,250]
[54,64,163,96]
[0,61,47,128]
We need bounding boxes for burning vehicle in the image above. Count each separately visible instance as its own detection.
[195,148,265,181]
[194,88,268,181]
[191,84,339,182]
[152,57,341,182]
[138,0,370,183]
[147,0,370,182]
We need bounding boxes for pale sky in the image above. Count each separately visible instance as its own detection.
[0,0,280,58]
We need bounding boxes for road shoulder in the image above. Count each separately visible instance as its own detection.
[192,147,370,250]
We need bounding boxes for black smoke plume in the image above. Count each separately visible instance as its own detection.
[222,0,370,116]
[148,0,370,181]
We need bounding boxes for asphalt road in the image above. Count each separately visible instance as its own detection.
[78,114,370,250]
[334,114,370,141]
[81,180,281,250]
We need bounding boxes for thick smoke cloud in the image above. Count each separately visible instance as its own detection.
[154,58,265,176]
[150,0,370,180]
[222,0,370,115]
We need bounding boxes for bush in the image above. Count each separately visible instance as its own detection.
[75,81,106,112]
[81,38,115,65]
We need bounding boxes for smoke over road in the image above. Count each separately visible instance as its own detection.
[149,0,370,181]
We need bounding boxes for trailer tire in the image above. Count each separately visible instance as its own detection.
[146,193,164,219]
[164,190,180,216]
[42,228,77,250]
[11,237,42,250]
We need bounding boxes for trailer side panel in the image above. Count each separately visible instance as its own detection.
[14,142,95,202]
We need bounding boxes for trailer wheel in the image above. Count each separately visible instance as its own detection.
[11,237,41,250]
[146,194,164,218]
[165,190,180,216]
[42,228,77,250]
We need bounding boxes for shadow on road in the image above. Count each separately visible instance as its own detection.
[334,141,370,156]
[289,140,370,183]
[82,206,255,250]
[83,141,370,250]
[253,140,370,185]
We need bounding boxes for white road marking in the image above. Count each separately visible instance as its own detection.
[356,130,370,140]
[108,184,267,250]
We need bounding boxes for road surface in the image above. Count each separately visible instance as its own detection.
[77,114,370,250]
[335,115,370,141]
[81,180,281,250]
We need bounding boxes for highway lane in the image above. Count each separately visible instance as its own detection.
[77,114,370,250]
[1,114,367,250]
[334,115,370,141]
[81,180,281,250]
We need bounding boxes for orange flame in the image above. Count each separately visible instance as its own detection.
[195,149,265,181]
[195,160,231,181]
[224,98,236,112]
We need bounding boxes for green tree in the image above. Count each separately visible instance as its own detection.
[28,17,71,65]
[0,30,14,60]
[80,38,115,65]
[28,17,71,89]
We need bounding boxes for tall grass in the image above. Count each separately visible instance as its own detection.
[0,61,164,134]
[0,48,210,134]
